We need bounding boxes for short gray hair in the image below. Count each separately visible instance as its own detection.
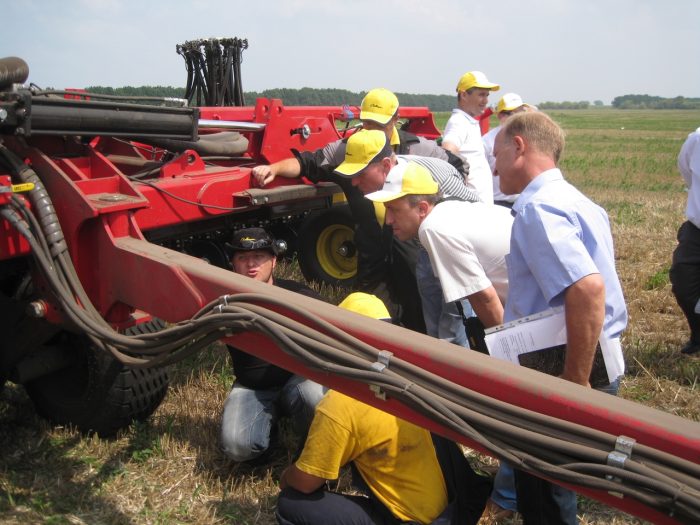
[500,112,566,163]
[406,192,442,207]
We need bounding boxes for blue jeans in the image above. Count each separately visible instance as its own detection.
[415,248,471,348]
[221,375,326,462]
[515,376,622,524]
[491,462,517,512]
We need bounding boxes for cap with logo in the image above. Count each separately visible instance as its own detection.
[365,161,438,203]
[360,88,399,125]
[230,227,277,254]
[456,71,500,93]
[334,129,393,178]
[496,92,527,114]
[338,292,391,320]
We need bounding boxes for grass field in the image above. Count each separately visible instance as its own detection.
[2,109,699,525]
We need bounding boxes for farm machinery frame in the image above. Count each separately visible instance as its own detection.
[0,55,698,524]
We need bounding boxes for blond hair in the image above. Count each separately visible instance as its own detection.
[501,112,566,163]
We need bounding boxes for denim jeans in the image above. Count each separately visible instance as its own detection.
[514,376,622,524]
[221,375,326,462]
[415,248,471,348]
[490,461,517,512]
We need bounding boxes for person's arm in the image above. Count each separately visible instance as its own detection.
[251,157,302,187]
[467,286,503,328]
[441,141,460,155]
[562,273,606,386]
[279,464,327,493]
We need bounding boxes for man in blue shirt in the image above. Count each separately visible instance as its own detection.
[493,112,627,524]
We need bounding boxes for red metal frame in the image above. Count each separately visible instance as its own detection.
[0,99,697,523]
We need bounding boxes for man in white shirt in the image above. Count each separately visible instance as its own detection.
[365,161,512,333]
[670,127,700,356]
[482,93,534,208]
[442,71,500,203]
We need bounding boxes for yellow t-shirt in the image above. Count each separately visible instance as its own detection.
[295,391,448,524]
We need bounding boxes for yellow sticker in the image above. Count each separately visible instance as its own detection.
[11,183,35,193]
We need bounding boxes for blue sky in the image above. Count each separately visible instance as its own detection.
[3,0,698,105]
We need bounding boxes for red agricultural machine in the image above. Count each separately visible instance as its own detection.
[0,42,698,524]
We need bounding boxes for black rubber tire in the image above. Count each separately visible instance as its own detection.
[297,205,357,287]
[24,319,170,437]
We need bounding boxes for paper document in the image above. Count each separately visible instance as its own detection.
[484,307,567,363]
[484,307,621,384]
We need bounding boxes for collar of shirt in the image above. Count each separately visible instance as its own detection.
[512,168,563,215]
[451,107,479,124]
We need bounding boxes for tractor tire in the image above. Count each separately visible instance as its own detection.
[24,319,170,437]
[297,205,357,287]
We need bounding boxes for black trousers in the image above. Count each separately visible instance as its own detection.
[670,221,700,344]
[276,487,401,525]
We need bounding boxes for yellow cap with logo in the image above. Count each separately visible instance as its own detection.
[334,129,393,178]
[496,92,527,113]
[360,88,399,125]
[365,161,438,203]
[456,71,500,93]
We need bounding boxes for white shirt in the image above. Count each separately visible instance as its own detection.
[442,108,494,203]
[418,200,512,304]
[679,127,700,228]
[482,125,518,204]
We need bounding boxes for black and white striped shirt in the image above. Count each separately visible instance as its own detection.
[398,155,480,203]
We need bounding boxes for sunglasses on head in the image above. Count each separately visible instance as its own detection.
[237,237,272,250]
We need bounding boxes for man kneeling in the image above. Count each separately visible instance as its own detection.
[276,293,491,525]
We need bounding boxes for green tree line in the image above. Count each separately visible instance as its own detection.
[611,94,700,109]
[85,85,700,111]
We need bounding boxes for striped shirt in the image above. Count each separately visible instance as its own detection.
[398,154,480,203]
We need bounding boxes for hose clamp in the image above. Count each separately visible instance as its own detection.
[606,435,636,489]
[369,350,393,400]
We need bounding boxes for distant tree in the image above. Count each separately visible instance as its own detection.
[611,94,700,109]
[594,100,604,106]
[538,100,590,110]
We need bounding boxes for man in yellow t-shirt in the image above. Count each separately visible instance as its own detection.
[276,293,448,525]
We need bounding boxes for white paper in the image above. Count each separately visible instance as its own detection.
[484,307,620,383]
[484,307,566,365]
[598,337,624,383]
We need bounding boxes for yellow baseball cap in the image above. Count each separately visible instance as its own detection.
[360,88,399,125]
[456,71,500,93]
[496,92,527,113]
[334,129,393,178]
[338,292,391,320]
[365,161,438,203]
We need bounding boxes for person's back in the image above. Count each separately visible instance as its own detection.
[295,390,448,524]
[419,200,512,305]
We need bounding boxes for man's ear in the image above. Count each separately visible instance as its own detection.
[381,157,393,174]
[418,200,431,218]
[513,135,526,155]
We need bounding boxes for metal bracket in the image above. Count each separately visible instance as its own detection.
[606,435,636,490]
[369,350,393,400]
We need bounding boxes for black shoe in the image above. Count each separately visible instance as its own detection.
[680,341,700,355]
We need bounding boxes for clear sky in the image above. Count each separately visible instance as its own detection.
[2,0,698,105]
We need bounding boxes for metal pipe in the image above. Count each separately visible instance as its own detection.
[198,119,265,132]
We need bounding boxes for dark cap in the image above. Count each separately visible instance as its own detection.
[230,227,277,255]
